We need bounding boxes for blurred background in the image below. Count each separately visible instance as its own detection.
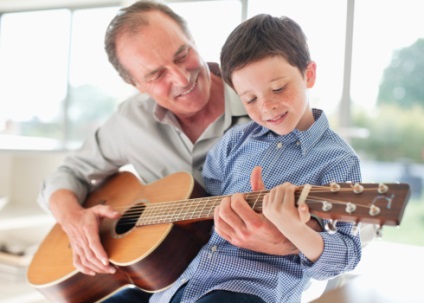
[0,0,423,302]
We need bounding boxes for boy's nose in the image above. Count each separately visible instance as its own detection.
[261,98,278,112]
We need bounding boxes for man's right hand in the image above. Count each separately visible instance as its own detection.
[49,189,121,276]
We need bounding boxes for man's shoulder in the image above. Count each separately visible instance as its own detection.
[117,93,155,113]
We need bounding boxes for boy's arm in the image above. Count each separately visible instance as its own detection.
[262,182,362,275]
[214,196,322,255]
[262,183,324,261]
[213,167,322,256]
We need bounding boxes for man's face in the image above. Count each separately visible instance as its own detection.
[117,11,211,118]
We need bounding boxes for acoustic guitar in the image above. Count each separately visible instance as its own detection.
[27,171,410,303]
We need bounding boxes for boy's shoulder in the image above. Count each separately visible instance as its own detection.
[223,120,261,140]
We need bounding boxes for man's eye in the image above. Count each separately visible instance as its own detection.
[146,71,164,82]
[176,49,189,63]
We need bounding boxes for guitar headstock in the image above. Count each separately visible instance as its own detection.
[299,182,411,232]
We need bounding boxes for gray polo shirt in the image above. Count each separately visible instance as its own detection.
[38,82,249,210]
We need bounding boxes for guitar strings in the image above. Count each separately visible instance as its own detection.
[108,186,386,226]
[110,186,381,214]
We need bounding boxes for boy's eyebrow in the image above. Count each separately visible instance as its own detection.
[143,45,189,81]
[238,90,250,97]
[237,76,287,96]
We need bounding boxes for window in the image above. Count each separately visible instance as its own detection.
[0,9,71,149]
[0,6,135,150]
[350,0,424,246]
[168,0,242,63]
[67,7,136,145]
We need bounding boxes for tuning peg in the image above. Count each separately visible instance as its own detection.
[369,204,381,216]
[330,182,340,192]
[353,183,364,194]
[378,183,388,194]
[325,220,338,234]
[345,202,357,214]
[322,201,332,212]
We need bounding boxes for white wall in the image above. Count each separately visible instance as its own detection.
[0,151,67,247]
[0,151,66,206]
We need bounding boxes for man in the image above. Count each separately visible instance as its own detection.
[38,1,313,302]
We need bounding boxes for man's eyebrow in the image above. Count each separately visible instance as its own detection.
[144,67,163,81]
[143,45,189,81]
[174,45,189,58]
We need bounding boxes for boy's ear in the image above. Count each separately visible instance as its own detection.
[306,61,317,88]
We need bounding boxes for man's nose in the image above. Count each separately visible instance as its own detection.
[169,64,190,87]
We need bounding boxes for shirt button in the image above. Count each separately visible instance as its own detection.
[211,245,218,252]
[296,141,300,146]
[181,278,187,283]
[277,142,283,149]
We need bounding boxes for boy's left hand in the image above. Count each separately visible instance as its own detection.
[262,183,311,234]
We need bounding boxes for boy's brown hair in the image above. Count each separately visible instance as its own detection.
[220,14,311,89]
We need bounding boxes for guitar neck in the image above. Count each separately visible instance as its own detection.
[136,182,410,227]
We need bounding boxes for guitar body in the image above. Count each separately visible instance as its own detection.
[27,172,213,303]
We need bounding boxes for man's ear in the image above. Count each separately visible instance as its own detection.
[305,61,317,88]
[134,82,146,93]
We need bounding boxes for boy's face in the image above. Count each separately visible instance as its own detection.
[232,56,316,135]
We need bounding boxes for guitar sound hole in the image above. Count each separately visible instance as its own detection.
[115,203,146,235]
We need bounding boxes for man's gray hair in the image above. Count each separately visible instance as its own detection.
[105,0,190,85]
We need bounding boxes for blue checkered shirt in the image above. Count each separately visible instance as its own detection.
[150,109,362,303]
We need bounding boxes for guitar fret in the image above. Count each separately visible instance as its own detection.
[200,198,212,218]
[205,198,215,217]
[191,199,203,219]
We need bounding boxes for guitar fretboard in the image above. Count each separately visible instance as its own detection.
[136,191,269,226]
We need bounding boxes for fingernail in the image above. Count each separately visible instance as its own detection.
[87,270,96,276]
[102,258,109,266]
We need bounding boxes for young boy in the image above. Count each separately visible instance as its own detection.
[199,14,362,302]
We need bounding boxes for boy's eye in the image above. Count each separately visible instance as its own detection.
[272,87,284,93]
[245,96,257,104]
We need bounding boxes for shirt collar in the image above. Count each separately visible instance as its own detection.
[153,104,179,127]
[223,82,247,126]
[252,109,329,156]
